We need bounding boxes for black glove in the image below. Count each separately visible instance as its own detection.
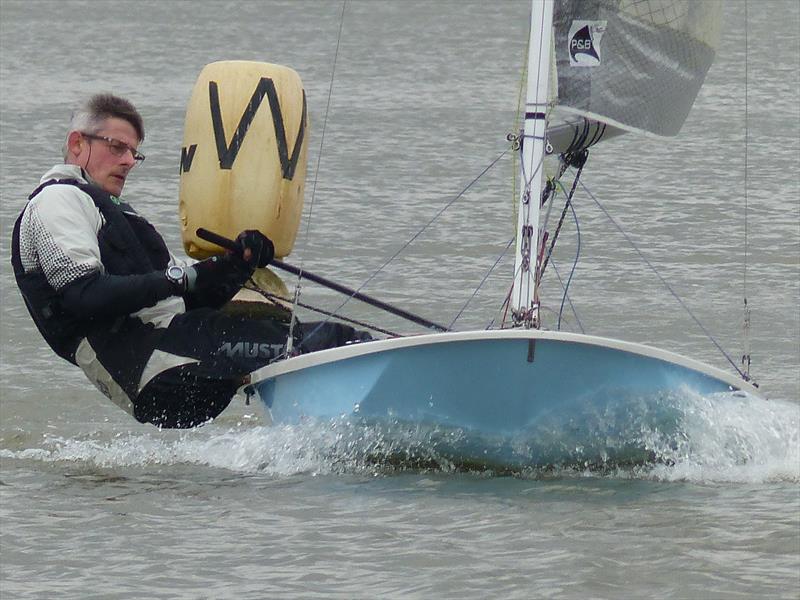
[234,230,274,268]
[178,254,253,310]
[187,253,253,293]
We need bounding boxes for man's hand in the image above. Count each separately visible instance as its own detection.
[234,230,274,268]
[187,254,252,292]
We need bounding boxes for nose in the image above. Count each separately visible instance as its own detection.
[120,150,137,167]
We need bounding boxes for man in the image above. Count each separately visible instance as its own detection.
[11,93,367,428]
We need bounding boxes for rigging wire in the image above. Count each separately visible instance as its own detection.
[449,236,516,330]
[556,193,582,331]
[491,257,527,329]
[578,179,749,380]
[285,0,348,354]
[742,1,753,380]
[299,147,512,344]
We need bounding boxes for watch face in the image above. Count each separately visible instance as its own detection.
[167,265,184,281]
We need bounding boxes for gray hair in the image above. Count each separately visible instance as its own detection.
[63,93,145,159]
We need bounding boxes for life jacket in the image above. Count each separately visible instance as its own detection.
[11,179,171,365]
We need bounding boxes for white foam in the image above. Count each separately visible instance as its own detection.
[2,392,797,483]
[640,391,800,483]
[1,418,408,477]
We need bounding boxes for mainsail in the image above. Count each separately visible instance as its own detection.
[548,0,722,151]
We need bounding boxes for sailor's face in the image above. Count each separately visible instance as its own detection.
[75,118,141,197]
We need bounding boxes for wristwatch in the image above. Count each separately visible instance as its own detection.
[165,265,187,292]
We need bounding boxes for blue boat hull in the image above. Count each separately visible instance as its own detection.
[250,331,757,469]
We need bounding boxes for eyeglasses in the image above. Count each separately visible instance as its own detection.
[82,133,145,163]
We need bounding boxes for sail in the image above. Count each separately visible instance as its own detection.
[552,0,722,138]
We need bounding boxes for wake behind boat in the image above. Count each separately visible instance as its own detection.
[179,0,764,470]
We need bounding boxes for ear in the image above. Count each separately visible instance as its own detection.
[65,130,85,161]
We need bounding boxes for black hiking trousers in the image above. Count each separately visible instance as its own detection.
[134,308,369,428]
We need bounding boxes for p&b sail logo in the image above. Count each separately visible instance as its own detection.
[568,20,607,67]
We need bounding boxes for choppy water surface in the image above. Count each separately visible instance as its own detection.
[1,1,798,598]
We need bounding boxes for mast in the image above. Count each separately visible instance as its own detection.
[511,0,554,328]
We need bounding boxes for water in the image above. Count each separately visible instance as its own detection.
[1,1,798,598]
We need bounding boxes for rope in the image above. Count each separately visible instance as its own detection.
[245,285,401,337]
[550,258,585,333]
[541,151,587,279]
[286,0,348,354]
[578,179,748,380]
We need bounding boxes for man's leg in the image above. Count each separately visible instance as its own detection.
[134,311,372,428]
[134,308,289,428]
[134,364,240,428]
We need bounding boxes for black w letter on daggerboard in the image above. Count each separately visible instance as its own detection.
[208,78,307,179]
[179,144,197,174]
